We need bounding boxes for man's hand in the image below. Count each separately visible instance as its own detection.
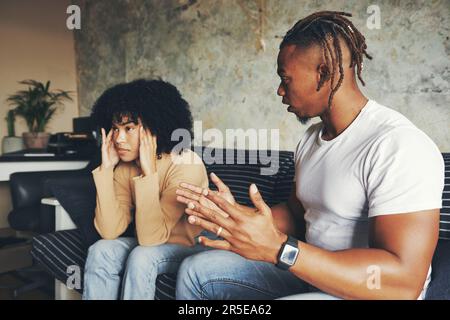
[176,172,236,218]
[138,126,157,176]
[100,127,119,170]
[180,182,287,264]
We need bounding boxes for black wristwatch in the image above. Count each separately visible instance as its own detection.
[275,235,299,270]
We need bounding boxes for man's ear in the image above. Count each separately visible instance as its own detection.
[316,63,330,91]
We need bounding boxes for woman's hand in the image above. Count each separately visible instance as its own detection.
[138,126,157,176]
[100,127,119,170]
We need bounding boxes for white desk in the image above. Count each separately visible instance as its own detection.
[0,160,89,181]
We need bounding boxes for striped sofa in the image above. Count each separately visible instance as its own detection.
[30,151,450,299]
[31,148,295,299]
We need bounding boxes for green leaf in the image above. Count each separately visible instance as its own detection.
[6,79,73,133]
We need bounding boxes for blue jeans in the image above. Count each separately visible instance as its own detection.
[82,232,213,300]
[176,250,339,300]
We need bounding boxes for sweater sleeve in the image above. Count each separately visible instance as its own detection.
[92,164,133,239]
[133,152,208,246]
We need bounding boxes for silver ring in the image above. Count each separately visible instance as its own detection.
[216,226,223,237]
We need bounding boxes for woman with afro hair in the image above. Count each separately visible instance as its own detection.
[82,79,213,300]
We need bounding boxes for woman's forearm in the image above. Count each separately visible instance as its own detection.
[92,165,131,239]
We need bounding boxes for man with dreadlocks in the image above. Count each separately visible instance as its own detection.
[175,11,444,299]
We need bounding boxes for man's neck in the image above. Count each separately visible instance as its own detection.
[320,88,368,141]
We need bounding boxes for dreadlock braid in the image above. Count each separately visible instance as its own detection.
[280,11,373,109]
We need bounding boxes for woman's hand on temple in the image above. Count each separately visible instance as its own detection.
[138,126,157,176]
[100,127,119,170]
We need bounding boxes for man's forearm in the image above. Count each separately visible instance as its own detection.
[287,241,422,299]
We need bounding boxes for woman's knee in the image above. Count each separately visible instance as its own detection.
[125,245,167,273]
[86,238,133,268]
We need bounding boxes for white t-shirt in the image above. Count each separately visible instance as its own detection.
[294,99,444,298]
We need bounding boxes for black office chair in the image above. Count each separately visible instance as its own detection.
[9,116,100,234]
[8,162,100,233]
[1,147,101,298]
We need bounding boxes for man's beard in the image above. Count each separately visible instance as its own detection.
[296,116,311,125]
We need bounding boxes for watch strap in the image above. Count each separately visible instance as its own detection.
[275,235,299,270]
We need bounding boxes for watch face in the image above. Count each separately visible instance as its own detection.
[280,245,299,265]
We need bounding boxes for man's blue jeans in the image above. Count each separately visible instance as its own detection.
[82,233,212,300]
[176,249,339,300]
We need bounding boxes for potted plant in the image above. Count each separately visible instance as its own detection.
[1,109,24,153]
[7,80,72,149]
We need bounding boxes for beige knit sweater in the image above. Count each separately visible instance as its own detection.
[92,149,208,246]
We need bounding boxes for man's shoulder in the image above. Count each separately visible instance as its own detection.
[358,100,431,146]
[373,126,440,157]
[362,100,414,132]
[365,123,442,176]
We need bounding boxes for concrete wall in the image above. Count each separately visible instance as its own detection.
[0,0,78,228]
[74,0,449,152]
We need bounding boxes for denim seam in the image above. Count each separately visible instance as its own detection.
[141,258,185,298]
[200,278,279,299]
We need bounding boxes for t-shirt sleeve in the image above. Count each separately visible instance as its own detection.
[367,129,444,218]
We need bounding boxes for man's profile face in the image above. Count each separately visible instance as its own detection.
[111,115,141,162]
[276,44,330,124]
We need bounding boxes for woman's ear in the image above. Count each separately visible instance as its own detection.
[316,63,330,91]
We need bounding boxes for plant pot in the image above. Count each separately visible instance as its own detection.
[22,132,51,149]
[1,136,25,154]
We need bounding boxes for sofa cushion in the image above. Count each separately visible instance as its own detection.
[439,153,450,240]
[31,229,87,294]
[30,229,176,299]
[426,239,450,299]
[425,154,450,299]
[202,148,294,207]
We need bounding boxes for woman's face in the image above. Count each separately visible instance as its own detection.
[112,116,141,162]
